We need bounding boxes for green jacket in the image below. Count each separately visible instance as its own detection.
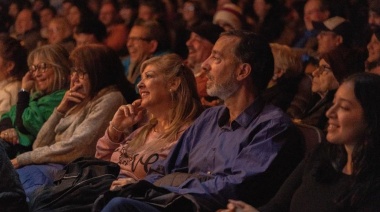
[1,90,65,147]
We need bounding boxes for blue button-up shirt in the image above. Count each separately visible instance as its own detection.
[145,98,302,211]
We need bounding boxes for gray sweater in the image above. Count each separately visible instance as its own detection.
[17,87,126,166]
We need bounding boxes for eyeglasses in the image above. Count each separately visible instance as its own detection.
[70,67,87,79]
[29,63,52,75]
[127,37,151,43]
[315,64,332,75]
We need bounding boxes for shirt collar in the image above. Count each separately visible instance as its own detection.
[218,97,265,130]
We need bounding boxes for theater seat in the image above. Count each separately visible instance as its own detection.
[295,123,325,155]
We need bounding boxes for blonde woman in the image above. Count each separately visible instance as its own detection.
[96,53,203,189]
[0,44,70,159]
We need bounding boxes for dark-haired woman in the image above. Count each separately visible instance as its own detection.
[220,73,380,211]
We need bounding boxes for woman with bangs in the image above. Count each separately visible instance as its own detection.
[0,44,70,159]
[96,53,203,190]
[13,44,135,200]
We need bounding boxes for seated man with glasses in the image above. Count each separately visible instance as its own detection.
[0,44,70,159]
[122,19,170,92]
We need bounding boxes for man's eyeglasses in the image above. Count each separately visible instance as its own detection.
[127,37,151,43]
[70,67,87,79]
[29,63,52,75]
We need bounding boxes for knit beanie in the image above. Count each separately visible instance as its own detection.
[320,46,365,83]
[213,3,243,30]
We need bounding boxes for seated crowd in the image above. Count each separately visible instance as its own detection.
[1,0,380,211]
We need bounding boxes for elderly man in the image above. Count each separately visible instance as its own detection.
[122,19,170,91]
[99,31,304,211]
[186,22,224,106]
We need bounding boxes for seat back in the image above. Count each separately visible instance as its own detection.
[295,123,325,155]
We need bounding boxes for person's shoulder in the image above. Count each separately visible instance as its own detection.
[260,103,292,123]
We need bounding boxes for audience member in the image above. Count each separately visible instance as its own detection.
[220,72,380,211]
[119,0,138,30]
[250,0,288,44]
[0,35,28,116]
[99,1,128,56]
[213,3,244,31]
[97,53,203,190]
[122,19,170,91]
[294,46,364,130]
[292,0,330,51]
[0,44,70,159]
[14,44,132,199]
[182,0,209,29]
[365,30,380,72]
[185,22,224,106]
[74,18,107,47]
[369,0,380,32]
[44,17,75,53]
[263,43,303,112]
[99,30,303,211]
[66,0,96,32]
[12,8,42,53]
[39,6,57,39]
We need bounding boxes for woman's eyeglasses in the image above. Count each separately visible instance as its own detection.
[70,67,87,79]
[315,65,332,75]
[29,63,52,75]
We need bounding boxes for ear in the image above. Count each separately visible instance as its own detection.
[148,40,158,54]
[168,77,181,92]
[5,61,15,75]
[274,68,286,79]
[236,63,251,81]
[335,35,343,46]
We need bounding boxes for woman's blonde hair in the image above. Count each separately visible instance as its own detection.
[27,44,70,95]
[128,53,203,151]
[270,43,302,78]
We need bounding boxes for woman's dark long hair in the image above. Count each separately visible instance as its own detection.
[69,44,138,103]
[315,73,380,209]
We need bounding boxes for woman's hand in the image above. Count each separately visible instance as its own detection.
[110,99,145,131]
[56,84,87,114]
[11,158,20,169]
[218,200,259,212]
[109,178,137,191]
[0,128,19,145]
[21,71,35,92]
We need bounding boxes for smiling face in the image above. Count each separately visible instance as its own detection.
[311,59,339,96]
[137,64,171,110]
[127,26,154,63]
[326,81,367,147]
[367,34,380,63]
[186,32,213,68]
[31,57,55,93]
[201,36,240,100]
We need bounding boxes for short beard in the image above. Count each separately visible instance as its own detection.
[207,74,240,100]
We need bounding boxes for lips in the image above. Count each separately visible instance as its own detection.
[139,90,149,97]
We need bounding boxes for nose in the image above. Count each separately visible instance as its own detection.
[201,57,211,73]
[325,103,336,119]
[186,37,193,47]
[137,79,144,89]
[312,68,319,77]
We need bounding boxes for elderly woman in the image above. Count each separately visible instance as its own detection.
[294,46,365,130]
[0,44,70,159]
[14,44,134,199]
[0,35,28,116]
[220,73,380,211]
[96,53,203,189]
